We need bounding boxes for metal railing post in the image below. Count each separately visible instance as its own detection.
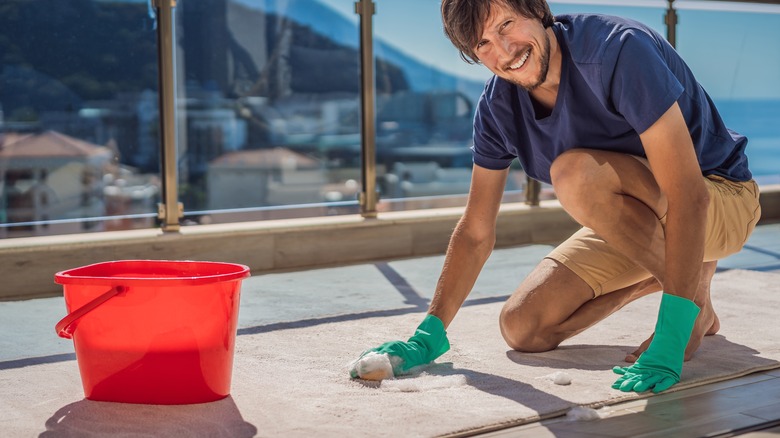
[154,0,183,231]
[665,0,678,48]
[355,0,378,218]
[525,177,541,206]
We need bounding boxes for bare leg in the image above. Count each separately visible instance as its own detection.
[500,258,720,357]
[500,258,661,352]
[500,150,720,358]
[550,151,668,280]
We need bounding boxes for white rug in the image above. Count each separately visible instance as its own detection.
[3,269,779,437]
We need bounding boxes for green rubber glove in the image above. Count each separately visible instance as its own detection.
[351,314,450,378]
[612,293,700,393]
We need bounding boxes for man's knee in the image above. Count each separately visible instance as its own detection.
[498,303,560,353]
[550,149,601,191]
[550,149,612,214]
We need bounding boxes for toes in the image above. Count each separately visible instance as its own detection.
[625,336,653,363]
[625,348,643,363]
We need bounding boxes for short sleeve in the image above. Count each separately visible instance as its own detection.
[604,29,684,134]
[472,90,516,170]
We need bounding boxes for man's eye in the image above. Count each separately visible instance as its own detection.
[476,40,488,50]
[500,20,513,31]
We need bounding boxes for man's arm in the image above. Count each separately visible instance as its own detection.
[349,164,508,380]
[612,101,708,393]
[429,164,510,328]
[640,101,709,298]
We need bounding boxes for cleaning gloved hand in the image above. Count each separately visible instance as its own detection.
[349,314,450,381]
[612,293,700,393]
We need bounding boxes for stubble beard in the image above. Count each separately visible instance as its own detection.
[509,32,551,91]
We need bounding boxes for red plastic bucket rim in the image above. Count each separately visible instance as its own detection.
[55,259,251,287]
[55,260,250,339]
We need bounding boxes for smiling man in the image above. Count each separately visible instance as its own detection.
[349,0,761,394]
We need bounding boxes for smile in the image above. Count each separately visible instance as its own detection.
[508,49,531,70]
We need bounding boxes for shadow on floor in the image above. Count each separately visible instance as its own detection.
[39,396,256,438]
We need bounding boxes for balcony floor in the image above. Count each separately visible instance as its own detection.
[1,223,779,437]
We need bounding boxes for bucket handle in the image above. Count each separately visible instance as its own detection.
[55,286,127,339]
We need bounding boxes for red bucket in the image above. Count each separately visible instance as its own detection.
[54,260,250,405]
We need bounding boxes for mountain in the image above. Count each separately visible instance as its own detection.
[63,0,487,100]
[258,0,486,102]
[0,0,484,119]
[0,0,158,118]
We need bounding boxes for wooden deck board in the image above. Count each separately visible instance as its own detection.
[478,372,780,437]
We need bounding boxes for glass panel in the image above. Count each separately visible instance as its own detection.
[176,0,362,224]
[677,4,780,185]
[373,1,668,211]
[0,0,160,238]
[549,1,666,35]
[373,0,520,211]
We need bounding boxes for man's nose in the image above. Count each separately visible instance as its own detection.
[497,36,515,59]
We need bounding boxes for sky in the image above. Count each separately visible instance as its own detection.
[317,0,780,99]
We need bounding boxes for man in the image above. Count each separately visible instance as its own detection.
[350,0,761,394]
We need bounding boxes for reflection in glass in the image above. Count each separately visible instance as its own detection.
[5,0,775,238]
[373,0,528,211]
[176,0,364,224]
[0,0,160,238]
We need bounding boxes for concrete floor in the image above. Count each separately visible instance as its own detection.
[3,223,778,366]
[1,223,778,436]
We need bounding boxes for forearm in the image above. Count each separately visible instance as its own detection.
[662,190,708,300]
[428,216,495,328]
[350,217,489,380]
[640,102,710,301]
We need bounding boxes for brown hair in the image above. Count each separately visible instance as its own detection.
[441,0,554,64]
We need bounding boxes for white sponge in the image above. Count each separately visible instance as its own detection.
[349,351,399,381]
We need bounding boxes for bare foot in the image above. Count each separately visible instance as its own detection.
[683,300,720,360]
[624,303,720,363]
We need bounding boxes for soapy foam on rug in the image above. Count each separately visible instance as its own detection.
[380,373,469,392]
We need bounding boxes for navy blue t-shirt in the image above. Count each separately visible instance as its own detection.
[472,14,752,184]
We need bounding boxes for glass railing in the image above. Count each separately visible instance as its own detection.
[676,2,780,185]
[372,0,530,212]
[175,0,363,225]
[0,0,160,238]
[1,0,778,238]
[550,1,666,33]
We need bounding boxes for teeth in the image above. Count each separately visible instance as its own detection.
[510,49,530,70]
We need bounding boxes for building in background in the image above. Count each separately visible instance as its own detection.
[0,131,158,237]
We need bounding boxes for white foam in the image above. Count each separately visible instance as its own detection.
[380,374,467,392]
[565,406,611,421]
[539,371,572,386]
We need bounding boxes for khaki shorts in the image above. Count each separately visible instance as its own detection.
[547,174,762,297]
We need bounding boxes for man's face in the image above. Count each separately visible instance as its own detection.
[474,1,551,91]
